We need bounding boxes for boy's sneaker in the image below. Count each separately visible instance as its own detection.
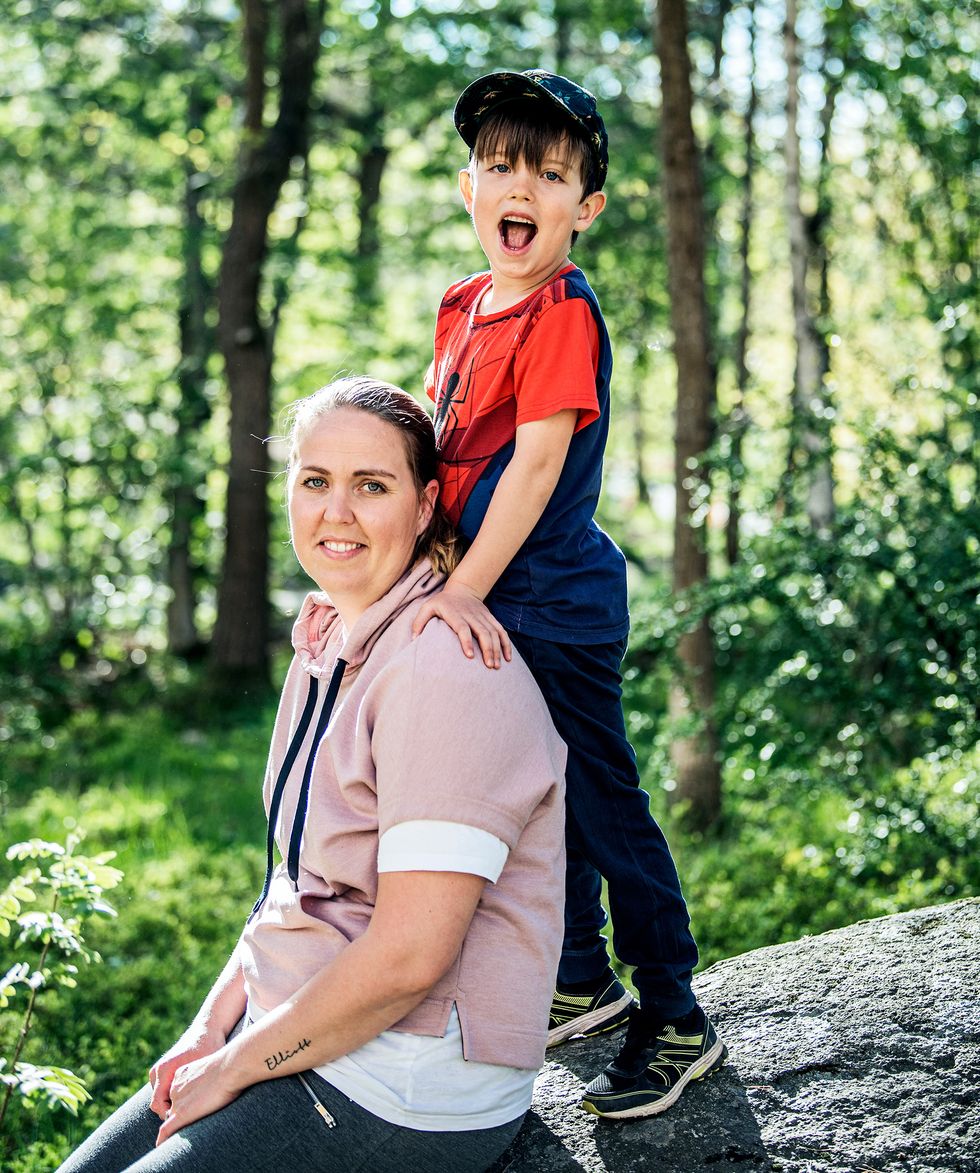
[547,976,635,1047]
[581,1003,727,1118]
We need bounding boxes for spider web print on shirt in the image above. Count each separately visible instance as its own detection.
[432,327,523,527]
[430,271,598,529]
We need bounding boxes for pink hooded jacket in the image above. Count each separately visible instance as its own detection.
[239,561,567,1069]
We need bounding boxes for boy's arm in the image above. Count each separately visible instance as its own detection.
[412,408,578,667]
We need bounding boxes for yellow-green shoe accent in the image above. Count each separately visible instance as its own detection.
[580,1009,727,1118]
[547,978,635,1047]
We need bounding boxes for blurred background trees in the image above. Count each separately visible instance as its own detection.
[2,0,975,823]
[0,1,976,1161]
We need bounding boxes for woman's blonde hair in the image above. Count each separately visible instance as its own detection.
[284,376,461,576]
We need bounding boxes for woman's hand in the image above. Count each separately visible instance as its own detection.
[148,1021,228,1121]
[412,581,512,668]
[154,1046,242,1147]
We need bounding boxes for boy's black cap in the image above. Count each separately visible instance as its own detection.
[454,69,608,191]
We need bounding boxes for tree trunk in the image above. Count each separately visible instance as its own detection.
[700,0,731,369]
[782,0,834,531]
[553,0,573,76]
[167,86,212,657]
[657,0,721,829]
[726,0,758,567]
[812,62,842,446]
[352,120,389,328]
[209,0,323,685]
[629,360,652,508]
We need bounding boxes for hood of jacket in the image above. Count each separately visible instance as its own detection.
[291,559,445,679]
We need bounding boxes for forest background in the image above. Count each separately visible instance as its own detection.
[0,0,976,1167]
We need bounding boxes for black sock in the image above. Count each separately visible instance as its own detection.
[627,1002,703,1040]
[666,1003,704,1032]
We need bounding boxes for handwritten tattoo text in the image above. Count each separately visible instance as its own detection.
[265,1038,312,1072]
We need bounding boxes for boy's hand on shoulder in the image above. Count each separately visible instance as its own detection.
[412,581,512,669]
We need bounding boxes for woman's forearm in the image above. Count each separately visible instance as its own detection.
[213,872,485,1093]
[157,873,485,1144]
[226,932,434,1081]
[155,918,445,1144]
[191,942,248,1037]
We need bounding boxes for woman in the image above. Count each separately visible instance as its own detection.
[60,377,567,1173]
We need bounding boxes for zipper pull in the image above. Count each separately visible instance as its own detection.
[296,1072,336,1128]
[312,1100,336,1128]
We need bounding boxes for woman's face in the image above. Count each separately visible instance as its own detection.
[288,407,437,626]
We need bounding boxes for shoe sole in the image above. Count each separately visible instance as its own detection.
[547,992,635,1047]
[580,1040,728,1119]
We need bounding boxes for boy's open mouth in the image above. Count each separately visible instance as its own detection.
[499,216,537,252]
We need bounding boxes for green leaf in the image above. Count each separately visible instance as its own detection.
[6,839,65,862]
[8,1062,91,1115]
[0,961,33,1006]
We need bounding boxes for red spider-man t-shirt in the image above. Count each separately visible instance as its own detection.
[425,263,628,644]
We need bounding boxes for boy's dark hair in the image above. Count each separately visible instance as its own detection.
[455,69,608,191]
[471,100,600,199]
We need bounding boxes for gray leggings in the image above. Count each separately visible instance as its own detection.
[55,1073,524,1173]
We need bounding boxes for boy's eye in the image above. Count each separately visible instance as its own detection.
[543,170,563,182]
[489,162,510,174]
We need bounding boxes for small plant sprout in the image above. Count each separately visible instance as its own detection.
[0,831,124,1138]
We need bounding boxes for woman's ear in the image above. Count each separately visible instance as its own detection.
[417,479,439,535]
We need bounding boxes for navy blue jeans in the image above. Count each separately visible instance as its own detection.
[509,631,699,1019]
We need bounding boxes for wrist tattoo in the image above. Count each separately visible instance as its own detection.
[264,1038,312,1072]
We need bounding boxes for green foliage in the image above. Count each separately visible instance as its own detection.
[0,833,123,1152]
[0,1064,90,1121]
[0,0,238,701]
[0,674,270,1171]
[667,742,979,970]
[626,402,978,813]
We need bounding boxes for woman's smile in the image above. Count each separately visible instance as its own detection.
[320,539,365,556]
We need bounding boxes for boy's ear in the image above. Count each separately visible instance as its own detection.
[458,166,474,213]
[575,190,606,235]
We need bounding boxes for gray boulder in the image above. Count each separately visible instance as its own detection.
[491,899,979,1172]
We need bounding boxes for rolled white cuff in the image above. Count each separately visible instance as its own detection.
[377,820,509,882]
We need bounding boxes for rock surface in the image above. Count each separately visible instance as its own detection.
[490,899,980,1173]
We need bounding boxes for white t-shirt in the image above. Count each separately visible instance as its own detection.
[246,820,536,1131]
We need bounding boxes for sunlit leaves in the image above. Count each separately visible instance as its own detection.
[0,831,123,1133]
[0,1060,92,1117]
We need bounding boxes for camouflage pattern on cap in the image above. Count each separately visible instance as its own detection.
[454,69,609,191]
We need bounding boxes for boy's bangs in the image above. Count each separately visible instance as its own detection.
[474,103,589,188]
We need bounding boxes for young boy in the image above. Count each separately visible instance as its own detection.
[414,69,726,1119]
